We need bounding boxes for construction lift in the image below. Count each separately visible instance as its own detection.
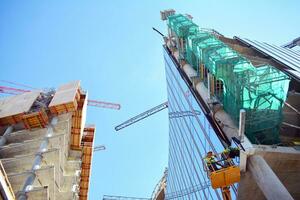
[203,153,240,200]
[202,137,244,200]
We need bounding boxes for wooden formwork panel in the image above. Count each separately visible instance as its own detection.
[80,181,89,190]
[82,135,93,143]
[79,194,88,200]
[72,111,82,129]
[70,134,81,149]
[83,126,95,132]
[77,93,86,109]
[49,81,81,115]
[79,189,88,198]
[0,91,41,118]
[82,153,92,163]
[79,126,95,200]
[82,157,92,166]
[70,145,81,151]
[71,127,81,134]
[85,142,93,147]
[83,145,93,152]
[22,108,48,129]
[81,164,91,170]
[80,176,89,182]
[0,113,24,126]
[81,168,90,176]
[49,100,78,115]
[80,169,90,177]
[70,92,88,150]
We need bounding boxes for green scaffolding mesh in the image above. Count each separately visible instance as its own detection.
[167,14,199,38]
[167,14,291,144]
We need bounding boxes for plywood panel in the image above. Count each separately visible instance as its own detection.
[48,81,80,106]
[22,108,49,129]
[0,91,41,119]
[79,126,95,200]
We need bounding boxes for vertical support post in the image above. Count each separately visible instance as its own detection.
[239,109,246,143]
[180,38,184,53]
[200,64,204,80]
[211,76,215,96]
[207,73,211,100]
[18,117,58,200]
[0,126,13,146]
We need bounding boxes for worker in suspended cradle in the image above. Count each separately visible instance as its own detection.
[222,146,240,167]
[204,151,223,172]
[223,146,240,158]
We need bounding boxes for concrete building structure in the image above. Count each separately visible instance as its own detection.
[161,10,300,200]
[0,81,95,200]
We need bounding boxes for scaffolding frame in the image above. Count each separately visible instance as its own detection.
[167,14,291,144]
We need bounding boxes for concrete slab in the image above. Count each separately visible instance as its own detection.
[0,91,41,118]
[48,81,80,107]
[0,134,65,158]
[27,186,49,200]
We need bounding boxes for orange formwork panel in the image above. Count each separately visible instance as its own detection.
[48,81,81,115]
[22,108,49,129]
[0,113,24,126]
[49,100,78,115]
[79,126,95,200]
[0,91,41,126]
[70,93,87,150]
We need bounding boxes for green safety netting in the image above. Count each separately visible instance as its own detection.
[167,14,291,144]
[167,14,199,38]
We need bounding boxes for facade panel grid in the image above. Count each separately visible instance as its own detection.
[164,47,237,200]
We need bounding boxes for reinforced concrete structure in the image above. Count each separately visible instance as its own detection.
[161,9,300,200]
[0,80,95,200]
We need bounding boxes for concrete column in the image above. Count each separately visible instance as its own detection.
[248,155,294,200]
[238,109,246,143]
[18,117,58,200]
[207,73,211,100]
[0,126,13,146]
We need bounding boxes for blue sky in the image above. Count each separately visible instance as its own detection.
[0,1,299,199]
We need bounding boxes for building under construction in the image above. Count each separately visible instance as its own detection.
[0,81,95,200]
[159,9,300,200]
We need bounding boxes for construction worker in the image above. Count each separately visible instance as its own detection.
[223,146,240,159]
[204,151,223,172]
[222,146,240,167]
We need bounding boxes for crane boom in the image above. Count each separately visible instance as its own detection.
[115,101,168,131]
[87,99,120,110]
[93,145,106,152]
[103,182,210,200]
[0,80,37,90]
[103,195,150,200]
[0,84,120,110]
[165,182,211,200]
[0,86,30,94]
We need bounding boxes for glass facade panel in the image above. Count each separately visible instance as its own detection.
[164,47,238,200]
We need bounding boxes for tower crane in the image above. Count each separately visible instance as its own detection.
[102,181,212,200]
[114,101,204,131]
[103,195,150,200]
[115,101,168,131]
[0,81,121,110]
[93,145,106,152]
